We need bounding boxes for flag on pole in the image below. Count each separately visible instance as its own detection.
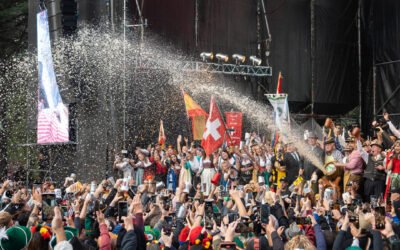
[158,120,166,146]
[192,115,207,141]
[266,71,290,131]
[182,90,208,117]
[201,96,226,155]
[276,71,283,94]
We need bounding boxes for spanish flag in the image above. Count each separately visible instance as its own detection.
[182,90,208,117]
[192,115,206,140]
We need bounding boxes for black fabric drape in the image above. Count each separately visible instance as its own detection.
[141,0,359,115]
[361,0,400,128]
[313,0,358,114]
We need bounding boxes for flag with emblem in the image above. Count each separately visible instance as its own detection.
[201,96,226,155]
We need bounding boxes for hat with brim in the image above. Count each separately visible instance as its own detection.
[308,132,318,139]
[325,137,335,144]
[370,140,383,149]
[0,226,32,250]
[285,222,304,239]
[50,226,78,249]
[345,137,356,143]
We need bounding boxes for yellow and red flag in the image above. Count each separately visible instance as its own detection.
[158,120,166,146]
[182,90,208,117]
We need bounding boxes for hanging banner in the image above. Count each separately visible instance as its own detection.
[225,112,243,146]
[37,10,69,144]
[265,93,290,131]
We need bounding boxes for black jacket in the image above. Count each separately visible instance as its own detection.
[121,229,138,250]
[284,152,303,184]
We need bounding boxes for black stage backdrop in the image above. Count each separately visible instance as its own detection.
[142,0,359,115]
[361,0,400,128]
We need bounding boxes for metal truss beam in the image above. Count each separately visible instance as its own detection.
[134,60,272,77]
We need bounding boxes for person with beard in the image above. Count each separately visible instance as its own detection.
[334,137,364,191]
[303,132,324,180]
[363,140,386,202]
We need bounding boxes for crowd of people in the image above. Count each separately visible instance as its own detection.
[0,114,400,250]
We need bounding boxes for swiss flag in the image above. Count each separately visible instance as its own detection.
[201,96,226,155]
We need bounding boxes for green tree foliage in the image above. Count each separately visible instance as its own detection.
[0,0,29,59]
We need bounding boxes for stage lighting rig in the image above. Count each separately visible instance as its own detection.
[249,56,262,66]
[216,53,229,63]
[200,52,214,62]
[232,54,246,65]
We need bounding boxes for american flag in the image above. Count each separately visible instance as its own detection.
[37,105,69,144]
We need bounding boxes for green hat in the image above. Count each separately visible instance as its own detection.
[0,226,32,250]
[152,228,161,240]
[233,236,244,249]
[50,226,78,249]
[144,226,160,242]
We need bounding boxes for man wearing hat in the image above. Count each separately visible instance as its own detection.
[303,132,324,180]
[334,137,364,189]
[363,139,386,202]
[323,137,343,166]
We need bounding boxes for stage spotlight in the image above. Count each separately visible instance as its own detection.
[216,53,229,63]
[232,54,246,64]
[249,56,262,66]
[200,52,214,62]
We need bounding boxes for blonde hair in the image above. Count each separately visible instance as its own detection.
[284,235,316,250]
[0,212,12,228]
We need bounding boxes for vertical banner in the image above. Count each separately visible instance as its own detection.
[225,112,243,146]
[192,115,206,141]
[37,10,69,144]
[265,94,290,131]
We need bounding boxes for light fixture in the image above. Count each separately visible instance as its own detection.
[232,54,246,64]
[200,52,214,62]
[249,56,262,66]
[216,53,229,63]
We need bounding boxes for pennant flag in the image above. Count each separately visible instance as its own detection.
[276,71,283,94]
[266,71,290,131]
[158,120,166,146]
[182,90,208,117]
[201,96,226,155]
[192,115,207,141]
[266,94,290,130]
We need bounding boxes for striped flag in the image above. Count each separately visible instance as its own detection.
[37,105,69,144]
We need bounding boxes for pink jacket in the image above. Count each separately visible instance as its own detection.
[345,150,364,174]
[98,223,111,250]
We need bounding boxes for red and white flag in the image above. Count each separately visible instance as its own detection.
[201,96,226,155]
[158,120,166,146]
